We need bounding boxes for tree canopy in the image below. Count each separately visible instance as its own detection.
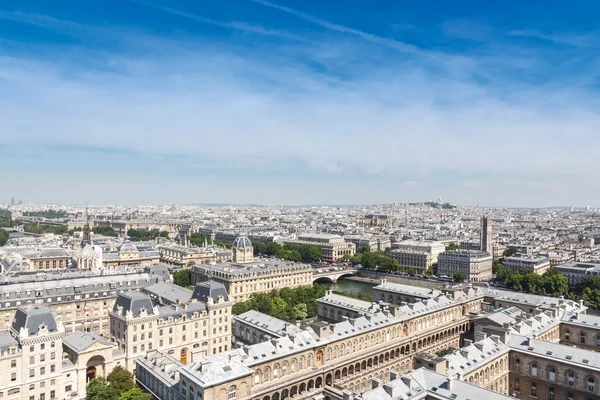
[495,267,569,297]
[503,246,518,257]
[93,226,119,237]
[445,242,460,251]
[0,210,13,227]
[23,222,68,235]
[24,209,67,218]
[107,366,134,392]
[127,228,169,241]
[87,366,148,400]
[0,229,8,246]
[173,269,192,288]
[453,272,466,282]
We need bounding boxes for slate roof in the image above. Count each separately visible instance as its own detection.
[113,292,155,317]
[144,282,193,305]
[181,354,253,387]
[63,330,113,352]
[192,281,229,303]
[0,331,17,353]
[11,305,58,336]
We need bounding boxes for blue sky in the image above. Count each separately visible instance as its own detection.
[1,0,599,206]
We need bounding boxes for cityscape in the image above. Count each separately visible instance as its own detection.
[2,1,600,400]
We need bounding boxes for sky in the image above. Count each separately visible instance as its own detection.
[0,0,599,207]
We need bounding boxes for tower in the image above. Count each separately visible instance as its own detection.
[480,216,493,254]
[232,236,254,263]
[82,205,92,247]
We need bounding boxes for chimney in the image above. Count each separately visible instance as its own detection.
[382,383,394,397]
[372,378,382,389]
[446,376,455,391]
[389,370,399,381]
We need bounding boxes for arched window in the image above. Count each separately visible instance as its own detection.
[291,359,296,373]
[514,358,521,372]
[228,385,236,399]
[264,367,270,382]
[581,331,586,344]
[548,366,556,382]
[308,354,313,367]
[299,357,305,370]
[564,329,570,340]
[273,364,279,378]
[588,377,595,392]
[530,363,537,377]
[567,372,575,386]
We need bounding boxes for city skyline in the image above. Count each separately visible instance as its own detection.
[1,0,599,206]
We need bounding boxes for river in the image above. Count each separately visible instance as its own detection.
[323,278,376,296]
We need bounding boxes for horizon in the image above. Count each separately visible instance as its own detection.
[1,0,599,206]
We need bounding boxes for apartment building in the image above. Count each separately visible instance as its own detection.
[286,233,356,262]
[109,281,233,371]
[501,253,551,275]
[437,250,493,282]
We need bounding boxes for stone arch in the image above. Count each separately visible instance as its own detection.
[308,380,315,391]
[86,355,106,382]
[325,373,332,386]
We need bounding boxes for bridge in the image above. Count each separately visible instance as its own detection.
[312,268,358,283]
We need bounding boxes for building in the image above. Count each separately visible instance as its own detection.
[234,310,308,344]
[362,214,391,227]
[501,253,551,275]
[191,260,313,303]
[0,269,165,333]
[109,281,233,371]
[345,238,390,253]
[437,250,493,282]
[390,240,445,271]
[349,367,514,400]
[285,234,355,262]
[158,243,232,268]
[373,281,441,304]
[316,291,384,322]
[232,236,254,263]
[135,288,483,400]
[481,216,493,254]
[25,248,71,271]
[102,240,161,268]
[0,305,126,400]
[554,262,600,285]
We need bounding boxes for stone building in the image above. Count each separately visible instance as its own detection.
[109,281,233,371]
[0,305,125,400]
[234,310,307,345]
[285,234,355,262]
[437,250,493,282]
[158,243,232,268]
[102,240,160,268]
[0,269,165,333]
[135,288,483,400]
[501,253,551,275]
[25,248,71,271]
[191,259,313,303]
[233,236,254,263]
[317,292,385,323]
[388,249,435,272]
[373,281,442,305]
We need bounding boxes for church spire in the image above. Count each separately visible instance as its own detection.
[82,204,92,246]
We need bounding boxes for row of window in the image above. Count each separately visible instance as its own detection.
[515,359,597,391]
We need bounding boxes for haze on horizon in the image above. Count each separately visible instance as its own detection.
[1,0,598,207]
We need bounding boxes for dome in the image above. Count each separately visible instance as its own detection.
[119,240,138,253]
[233,236,252,250]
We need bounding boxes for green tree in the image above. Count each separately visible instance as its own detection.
[0,210,13,227]
[173,270,192,288]
[265,242,282,256]
[271,297,288,320]
[299,245,322,263]
[445,242,460,251]
[492,260,502,274]
[425,269,434,276]
[119,387,152,400]
[291,303,308,320]
[503,246,518,257]
[0,229,8,246]
[107,366,135,392]
[359,245,371,254]
[253,241,267,254]
[453,272,466,282]
[87,378,119,400]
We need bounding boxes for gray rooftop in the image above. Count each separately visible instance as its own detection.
[192,281,229,303]
[63,330,113,352]
[11,305,59,336]
[144,282,193,305]
[509,335,600,369]
[0,331,17,353]
[113,292,155,317]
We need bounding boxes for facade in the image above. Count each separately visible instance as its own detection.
[391,240,445,259]
[388,249,434,272]
[373,281,441,304]
[0,305,125,400]
[102,240,161,268]
[481,216,493,254]
[345,238,390,253]
[232,237,254,263]
[362,214,391,228]
[286,234,355,262]
[0,270,165,333]
[554,262,600,285]
[158,243,232,268]
[191,260,313,303]
[25,249,71,271]
[317,292,384,322]
[109,281,233,371]
[501,253,551,275]
[234,310,307,344]
[135,287,484,400]
[437,250,493,282]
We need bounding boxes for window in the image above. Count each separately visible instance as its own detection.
[568,372,575,386]
[65,386,72,393]
[530,363,537,377]
[29,356,34,365]
[40,344,45,350]
[514,377,520,391]
[567,393,573,400]
[548,367,556,382]
[11,373,16,382]
[514,358,520,372]
[40,354,45,362]
[11,360,16,368]
[264,368,270,382]
[40,366,46,375]
[548,387,554,400]
[228,385,236,399]
[588,377,595,392]
[29,369,35,378]
[596,335,600,347]
[581,331,586,343]
[531,383,537,397]
[50,390,55,399]
[50,364,55,373]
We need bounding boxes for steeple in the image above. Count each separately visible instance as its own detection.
[82,204,92,246]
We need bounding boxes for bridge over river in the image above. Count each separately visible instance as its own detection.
[311,267,357,283]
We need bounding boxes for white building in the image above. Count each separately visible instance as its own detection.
[437,250,493,282]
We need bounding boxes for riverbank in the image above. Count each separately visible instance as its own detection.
[350,272,445,290]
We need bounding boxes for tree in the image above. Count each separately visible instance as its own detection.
[291,303,308,320]
[0,229,8,246]
[445,242,460,251]
[119,387,152,400]
[265,242,282,256]
[299,245,322,263]
[425,269,434,276]
[453,272,466,283]
[359,245,371,254]
[173,269,192,288]
[271,297,288,320]
[492,260,503,275]
[253,242,267,254]
[107,366,135,392]
[503,246,518,257]
[87,378,119,400]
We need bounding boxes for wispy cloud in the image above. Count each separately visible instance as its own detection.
[509,29,596,48]
[249,0,426,56]
[0,10,81,30]
[131,0,314,44]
